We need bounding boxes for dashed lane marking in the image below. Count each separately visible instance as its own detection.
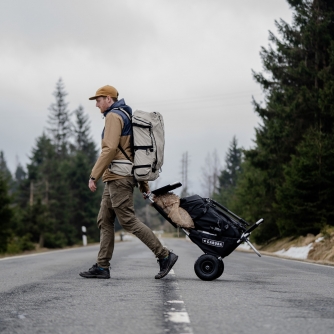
[167,312,190,324]
[163,270,193,333]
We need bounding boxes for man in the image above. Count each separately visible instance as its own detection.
[79,85,178,279]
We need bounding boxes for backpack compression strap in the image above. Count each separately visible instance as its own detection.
[118,144,131,162]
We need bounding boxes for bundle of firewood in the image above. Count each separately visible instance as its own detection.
[153,193,194,229]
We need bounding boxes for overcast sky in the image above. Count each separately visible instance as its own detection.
[0,0,293,195]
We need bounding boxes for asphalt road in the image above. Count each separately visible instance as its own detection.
[0,237,333,334]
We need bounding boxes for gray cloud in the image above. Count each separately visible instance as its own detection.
[0,0,292,194]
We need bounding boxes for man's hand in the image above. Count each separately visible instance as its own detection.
[89,179,97,192]
[143,191,151,199]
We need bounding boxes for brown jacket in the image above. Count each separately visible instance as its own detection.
[90,105,149,193]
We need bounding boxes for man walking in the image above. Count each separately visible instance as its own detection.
[79,85,178,279]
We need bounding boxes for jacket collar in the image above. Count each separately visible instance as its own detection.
[103,98,129,118]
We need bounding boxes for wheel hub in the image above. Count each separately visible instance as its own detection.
[201,261,214,274]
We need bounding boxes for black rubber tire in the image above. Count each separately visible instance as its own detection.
[216,260,224,279]
[194,254,221,281]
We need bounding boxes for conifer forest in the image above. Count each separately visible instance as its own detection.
[1,0,334,253]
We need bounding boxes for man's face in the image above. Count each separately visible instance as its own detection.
[96,96,113,113]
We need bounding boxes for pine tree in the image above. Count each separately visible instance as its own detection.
[10,162,26,195]
[0,151,13,184]
[238,0,334,240]
[232,160,280,243]
[276,128,334,235]
[5,82,103,249]
[214,136,242,206]
[22,134,56,246]
[14,163,26,185]
[45,79,76,245]
[0,174,13,252]
[0,151,17,202]
[47,78,72,156]
[73,105,97,164]
[282,0,334,231]
[27,133,55,202]
[67,106,100,243]
[67,151,101,243]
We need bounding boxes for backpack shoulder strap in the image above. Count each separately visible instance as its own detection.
[117,107,131,121]
[114,107,132,161]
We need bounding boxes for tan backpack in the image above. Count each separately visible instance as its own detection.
[117,109,165,181]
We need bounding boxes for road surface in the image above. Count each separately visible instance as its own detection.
[0,237,333,334]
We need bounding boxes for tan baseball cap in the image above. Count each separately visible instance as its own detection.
[89,85,119,100]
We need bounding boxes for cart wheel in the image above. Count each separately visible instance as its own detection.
[194,254,221,281]
[216,260,224,279]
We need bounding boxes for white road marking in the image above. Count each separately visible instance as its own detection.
[167,312,190,324]
[261,254,334,268]
[0,246,92,261]
[163,268,193,333]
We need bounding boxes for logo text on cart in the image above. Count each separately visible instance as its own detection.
[202,238,224,247]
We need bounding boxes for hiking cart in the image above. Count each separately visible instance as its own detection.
[146,182,264,281]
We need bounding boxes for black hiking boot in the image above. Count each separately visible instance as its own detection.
[79,263,110,279]
[155,251,178,279]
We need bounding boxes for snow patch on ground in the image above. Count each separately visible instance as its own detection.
[274,243,313,260]
[237,243,251,250]
[315,237,324,243]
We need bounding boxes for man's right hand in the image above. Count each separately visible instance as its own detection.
[89,179,97,192]
[142,191,151,199]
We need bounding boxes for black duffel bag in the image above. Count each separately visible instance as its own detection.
[179,195,242,238]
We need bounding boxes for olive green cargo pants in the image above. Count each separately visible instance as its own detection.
[97,177,168,268]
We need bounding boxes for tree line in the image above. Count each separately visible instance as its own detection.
[0,79,102,252]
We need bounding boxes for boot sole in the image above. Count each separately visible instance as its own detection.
[155,255,178,279]
[79,273,110,279]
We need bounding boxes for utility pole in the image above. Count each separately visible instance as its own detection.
[181,152,189,197]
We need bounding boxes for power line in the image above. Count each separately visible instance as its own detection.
[134,101,262,114]
[132,90,264,107]
[181,152,189,189]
